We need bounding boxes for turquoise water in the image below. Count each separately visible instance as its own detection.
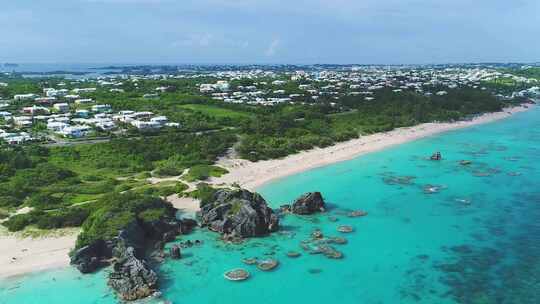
[2,106,540,304]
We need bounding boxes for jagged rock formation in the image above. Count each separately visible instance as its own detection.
[108,245,158,301]
[70,215,196,301]
[291,192,326,215]
[200,188,279,238]
[170,245,181,259]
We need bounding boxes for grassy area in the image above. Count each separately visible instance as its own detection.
[132,181,188,197]
[179,104,252,119]
[184,165,229,182]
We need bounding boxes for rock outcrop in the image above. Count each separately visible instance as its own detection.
[170,245,181,259]
[70,239,110,273]
[70,215,194,301]
[108,245,158,301]
[200,189,279,238]
[291,192,326,215]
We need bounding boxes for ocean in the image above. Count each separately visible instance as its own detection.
[1,106,539,304]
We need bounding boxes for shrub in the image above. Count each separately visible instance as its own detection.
[184,165,228,182]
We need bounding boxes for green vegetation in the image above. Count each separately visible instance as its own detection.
[132,181,188,197]
[3,207,91,232]
[189,183,217,208]
[75,192,175,249]
[237,88,510,161]
[0,132,234,232]
[179,104,252,119]
[184,165,229,182]
[505,67,540,80]
[0,73,529,235]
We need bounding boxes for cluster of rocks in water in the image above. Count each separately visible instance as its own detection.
[70,188,367,299]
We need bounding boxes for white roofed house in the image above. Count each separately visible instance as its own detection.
[58,125,91,138]
[12,116,33,128]
[14,94,38,101]
[0,132,33,144]
[75,109,90,118]
[53,103,70,113]
[150,116,168,125]
[47,121,69,132]
[44,89,69,97]
[95,121,116,131]
[0,111,12,121]
[165,122,180,128]
[64,94,80,100]
[130,120,161,130]
[91,104,112,113]
[34,97,56,105]
[200,84,215,93]
[72,88,97,94]
[22,106,49,115]
[143,93,159,99]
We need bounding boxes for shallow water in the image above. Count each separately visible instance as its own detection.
[2,106,540,304]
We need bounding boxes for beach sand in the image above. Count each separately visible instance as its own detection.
[212,105,533,190]
[0,104,532,280]
[0,229,79,280]
[166,194,200,218]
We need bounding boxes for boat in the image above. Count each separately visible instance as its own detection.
[224,268,250,281]
[257,259,279,271]
[460,160,472,165]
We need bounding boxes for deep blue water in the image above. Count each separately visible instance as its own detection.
[1,106,539,304]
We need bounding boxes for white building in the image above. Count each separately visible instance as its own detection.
[53,103,70,113]
[91,104,112,113]
[14,94,38,101]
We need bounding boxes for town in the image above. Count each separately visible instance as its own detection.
[0,64,538,145]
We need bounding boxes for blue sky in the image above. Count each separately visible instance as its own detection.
[1,0,539,64]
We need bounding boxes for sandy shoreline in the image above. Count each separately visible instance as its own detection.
[0,104,533,281]
[0,229,79,280]
[212,105,534,190]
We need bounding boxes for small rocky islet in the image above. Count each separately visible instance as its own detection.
[69,188,367,300]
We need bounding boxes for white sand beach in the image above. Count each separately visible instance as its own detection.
[0,230,79,280]
[0,104,532,280]
[212,105,533,190]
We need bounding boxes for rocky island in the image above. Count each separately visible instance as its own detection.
[200,188,280,238]
[70,192,196,301]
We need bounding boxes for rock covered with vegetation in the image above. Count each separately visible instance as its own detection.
[200,188,279,238]
[69,192,196,300]
[291,192,326,215]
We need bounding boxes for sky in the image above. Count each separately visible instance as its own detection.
[0,0,539,64]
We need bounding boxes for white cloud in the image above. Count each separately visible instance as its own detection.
[173,33,213,48]
[265,38,280,56]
